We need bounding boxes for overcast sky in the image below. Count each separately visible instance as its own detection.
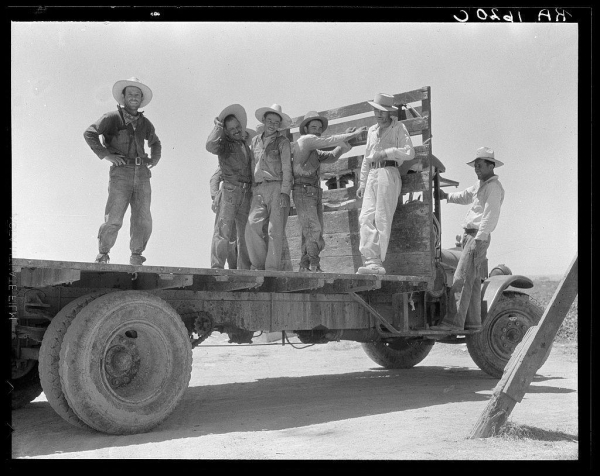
[10,17,580,277]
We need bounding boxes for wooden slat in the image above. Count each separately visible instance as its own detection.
[319,146,430,177]
[291,116,429,143]
[289,87,430,127]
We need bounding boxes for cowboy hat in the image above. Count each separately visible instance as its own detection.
[112,77,153,108]
[218,104,248,131]
[367,93,398,112]
[467,146,504,167]
[299,111,329,135]
[245,128,258,140]
[254,104,292,130]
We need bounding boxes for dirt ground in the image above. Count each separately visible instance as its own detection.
[9,334,579,460]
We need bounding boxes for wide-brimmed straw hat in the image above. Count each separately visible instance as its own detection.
[467,146,504,167]
[299,111,329,135]
[218,104,248,131]
[367,93,398,112]
[245,128,257,140]
[112,77,153,108]
[254,104,292,130]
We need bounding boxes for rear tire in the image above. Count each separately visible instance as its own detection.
[59,291,193,434]
[11,360,42,410]
[39,292,109,429]
[467,291,547,378]
[362,338,435,369]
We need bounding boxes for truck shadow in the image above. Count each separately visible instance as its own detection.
[11,365,576,457]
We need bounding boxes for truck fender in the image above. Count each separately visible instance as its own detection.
[480,275,534,321]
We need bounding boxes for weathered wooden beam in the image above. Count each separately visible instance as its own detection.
[20,267,81,287]
[261,276,326,293]
[469,254,578,438]
[132,273,194,290]
[194,275,265,292]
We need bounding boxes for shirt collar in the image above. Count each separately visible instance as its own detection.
[121,107,143,125]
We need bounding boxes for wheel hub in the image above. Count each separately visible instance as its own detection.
[490,313,530,360]
[104,334,141,389]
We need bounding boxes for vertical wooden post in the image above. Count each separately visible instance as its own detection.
[469,254,578,438]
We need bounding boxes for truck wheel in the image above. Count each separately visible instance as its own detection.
[11,360,42,410]
[362,338,435,369]
[39,292,109,429]
[467,291,546,378]
[59,291,192,435]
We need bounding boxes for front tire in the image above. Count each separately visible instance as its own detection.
[362,338,435,369]
[467,291,546,378]
[59,291,192,434]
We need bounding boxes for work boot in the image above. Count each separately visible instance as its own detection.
[95,253,110,264]
[356,264,386,275]
[129,254,146,266]
[310,265,323,272]
[298,263,310,272]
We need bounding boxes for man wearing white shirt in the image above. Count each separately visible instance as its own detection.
[356,93,420,275]
[431,146,505,332]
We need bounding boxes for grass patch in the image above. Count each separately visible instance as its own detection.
[526,279,578,345]
[496,421,578,443]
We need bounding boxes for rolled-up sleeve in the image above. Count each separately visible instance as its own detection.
[447,186,475,205]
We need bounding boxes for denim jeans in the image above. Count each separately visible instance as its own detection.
[442,233,491,328]
[98,165,152,255]
[358,167,402,264]
[245,181,289,271]
[292,185,325,268]
[211,182,251,269]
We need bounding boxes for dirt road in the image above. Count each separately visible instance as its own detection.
[10,335,578,460]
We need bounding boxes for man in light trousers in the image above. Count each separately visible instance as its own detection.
[430,146,505,332]
[356,93,420,275]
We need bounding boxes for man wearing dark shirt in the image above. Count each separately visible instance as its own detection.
[84,77,161,266]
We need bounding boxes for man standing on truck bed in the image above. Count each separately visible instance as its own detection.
[206,105,255,269]
[84,77,161,266]
[245,104,293,271]
[356,93,420,275]
[292,111,367,272]
[430,146,505,332]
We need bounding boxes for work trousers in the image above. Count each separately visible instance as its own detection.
[358,166,402,264]
[211,182,251,269]
[98,165,152,255]
[292,184,325,268]
[442,233,491,328]
[245,181,289,271]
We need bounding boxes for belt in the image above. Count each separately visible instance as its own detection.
[371,160,399,169]
[464,228,478,235]
[293,183,319,190]
[123,156,150,166]
[224,179,251,189]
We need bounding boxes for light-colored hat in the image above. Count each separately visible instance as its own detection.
[299,111,329,135]
[218,104,247,131]
[254,104,292,130]
[467,146,504,167]
[112,77,153,108]
[367,93,398,112]
[245,128,257,140]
